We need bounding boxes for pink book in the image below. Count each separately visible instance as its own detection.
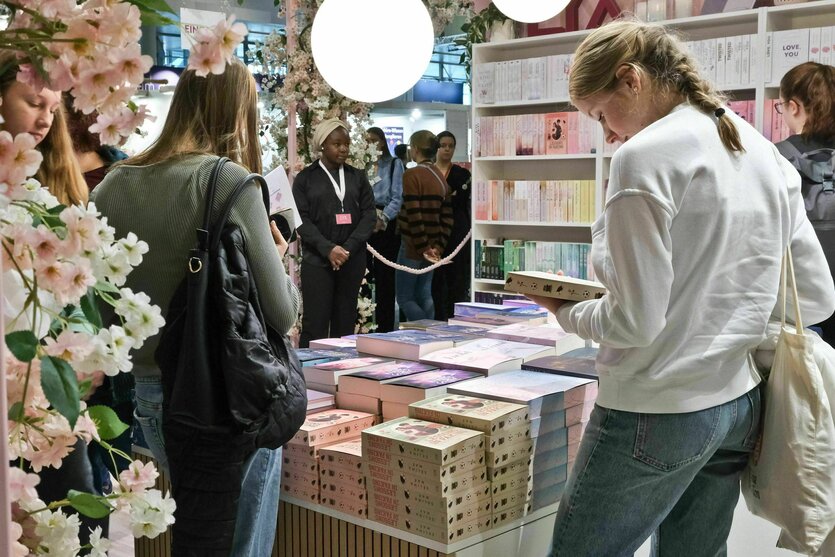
[545,112,568,155]
[362,417,485,466]
[289,410,376,447]
[409,394,529,435]
[318,439,363,472]
[309,337,357,350]
[303,357,390,386]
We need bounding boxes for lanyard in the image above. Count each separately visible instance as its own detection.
[319,160,345,210]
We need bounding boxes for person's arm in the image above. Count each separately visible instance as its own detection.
[555,186,674,348]
[292,167,337,260]
[382,159,404,223]
[343,170,377,255]
[776,150,835,325]
[401,169,431,256]
[226,165,299,334]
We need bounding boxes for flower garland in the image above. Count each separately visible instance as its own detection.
[1,0,248,553]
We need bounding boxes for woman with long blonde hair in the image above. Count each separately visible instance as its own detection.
[526,19,835,556]
[93,58,299,556]
[0,51,87,206]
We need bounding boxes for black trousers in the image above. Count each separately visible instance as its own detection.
[432,239,471,321]
[367,224,401,333]
[300,250,367,347]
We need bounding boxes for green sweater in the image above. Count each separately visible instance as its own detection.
[92,154,300,379]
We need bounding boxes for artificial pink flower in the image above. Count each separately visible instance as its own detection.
[56,258,96,305]
[39,0,76,19]
[73,411,100,443]
[10,521,27,557]
[108,44,153,87]
[77,58,120,104]
[119,460,159,493]
[8,467,40,502]
[43,329,94,363]
[6,133,43,185]
[89,111,128,146]
[188,40,226,77]
[214,15,248,58]
[15,64,47,93]
[43,53,80,92]
[28,224,61,261]
[33,258,69,295]
[53,17,99,58]
[97,2,142,44]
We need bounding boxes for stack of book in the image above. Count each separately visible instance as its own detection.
[355,330,473,360]
[419,338,556,376]
[362,417,492,544]
[309,337,357,350]
[281,410,376,504]
[399,319,446,331]
[306,389,335,414]
[335,361,437,417]
[378,369,484,420]
[448,371,598,511]
[448,302,548,328]
[295,347,356,367]
[485,322,586,353]
[522,347,599,380]
[318,439,367,519]
[303,356,390,394]
[409,395,533,527]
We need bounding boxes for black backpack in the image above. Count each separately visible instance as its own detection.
[155,157,307,450]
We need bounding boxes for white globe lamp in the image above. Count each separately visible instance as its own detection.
[311,0,434,103]
[493,0,571,23]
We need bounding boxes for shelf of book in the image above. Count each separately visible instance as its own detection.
[469,0,835,303]
[279,494,559,556]
[475,278,506,285]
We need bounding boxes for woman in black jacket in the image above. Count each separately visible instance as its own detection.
[294,118,377,347]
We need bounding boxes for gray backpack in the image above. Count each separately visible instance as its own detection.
[776,136,835,231]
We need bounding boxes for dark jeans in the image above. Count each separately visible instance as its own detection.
[432,238,471,321]
[299,250,367,348]
[368,224,401,333]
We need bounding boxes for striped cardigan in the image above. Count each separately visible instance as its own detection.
[397,163,454,260]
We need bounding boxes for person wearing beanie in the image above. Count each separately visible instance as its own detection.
[293,118,377,347]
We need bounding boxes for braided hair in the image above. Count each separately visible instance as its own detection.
[569,18,744,153]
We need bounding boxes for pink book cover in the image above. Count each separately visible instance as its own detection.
[290,410,376,447]
[318,439,363,470]
[309,337,357,349]
[362,417,485,466]
[545,112,568,155]
[491,484,532,514]
[365,455,487,496]
[280,482,319,504]
[282,453,318,476]
[492,503,531,527]
[488,438,534,469]
[409,394,529,435]
[320,479,366,502]
[487,458,533,482]
[379,369,483,405]
[368,481,492,515]
[364,451,485,486]
[282,442,318,460]
[403,498,491,531]
[487,426,531,451]
[321,497,367,519]
[281,468,319,490]
[565,111,579,154]
[491,469,533,497]
[319,466,364,488]
[339,361,438,398]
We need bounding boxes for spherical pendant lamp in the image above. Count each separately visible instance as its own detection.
[493,0,571,23]
[311,0,434,103]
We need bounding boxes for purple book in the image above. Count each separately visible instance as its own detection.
[378,369,483,405]
[338,361,438,398]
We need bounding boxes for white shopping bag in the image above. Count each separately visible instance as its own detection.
[742,247,835,554]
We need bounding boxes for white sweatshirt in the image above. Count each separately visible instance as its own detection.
[556,104,835,413]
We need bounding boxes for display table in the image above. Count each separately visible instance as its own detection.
[132,447,559,557]
[277,495,558,557]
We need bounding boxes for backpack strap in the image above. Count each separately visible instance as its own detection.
[389,157,398,183]
[210,173,270,252]
[198,157,230,251]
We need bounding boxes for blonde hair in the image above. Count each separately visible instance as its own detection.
[569,18,744,153]
[0,51,89,206]
[409,130,439,161]
[125,58,262,173]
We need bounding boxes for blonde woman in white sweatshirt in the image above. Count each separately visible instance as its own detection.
[528,19,835,557]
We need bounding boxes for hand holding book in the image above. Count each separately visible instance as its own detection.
[504,271,606,310]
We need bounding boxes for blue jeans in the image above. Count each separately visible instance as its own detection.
[134,377,281,556]
[550,385,762,557]
[395,244,434,321]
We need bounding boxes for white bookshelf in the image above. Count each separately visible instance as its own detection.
[469,0,835,302]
